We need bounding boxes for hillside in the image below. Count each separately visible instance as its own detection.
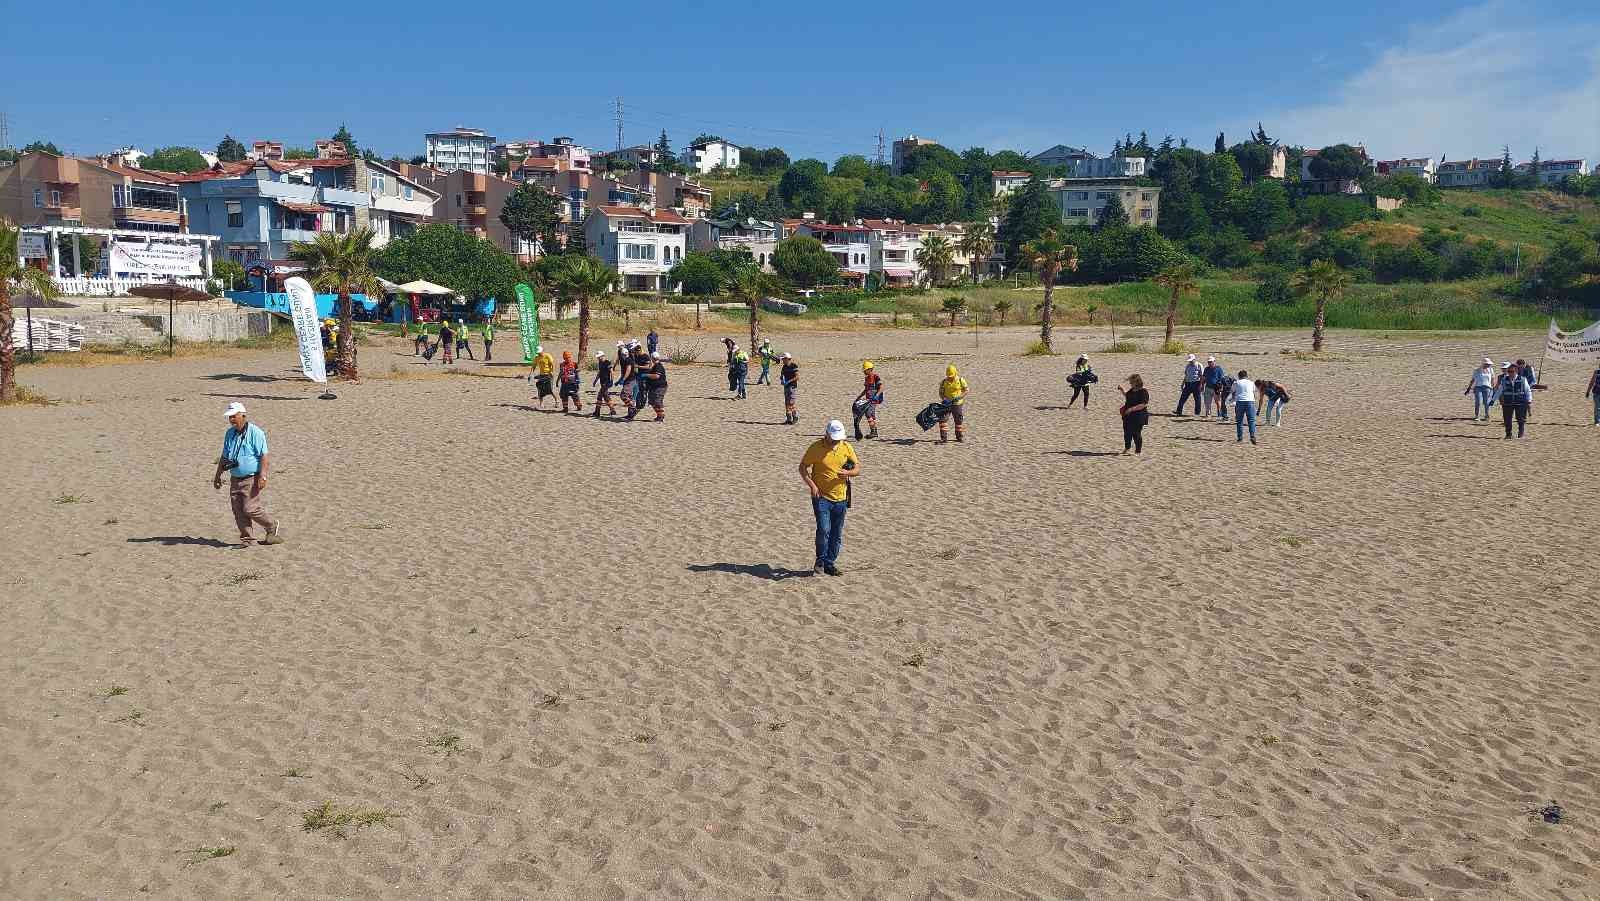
[697,171,780,208]
[1368,189,1600,257]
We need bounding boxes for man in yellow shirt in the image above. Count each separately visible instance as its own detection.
[937,364,969,444]
[799,419,862,576]
[530,345,556,408]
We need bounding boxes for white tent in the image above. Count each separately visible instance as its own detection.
[397,280,455,296]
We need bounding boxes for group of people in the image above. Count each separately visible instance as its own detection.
[1100,354,1293,454]
[1462,356,1548,438]
[528,338,669,421]
[413,318,494,364]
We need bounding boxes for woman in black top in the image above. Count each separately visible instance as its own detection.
[1118,374,1150,455]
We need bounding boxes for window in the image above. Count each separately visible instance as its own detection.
[1069,191,1089,201]
[1067,208,1090,218]
[1141,192,1153,201]
[49,190,61,207]
[227,201,243,228]
[335,211,349,233]
[623,243,657,261]
[113,185,126,207]
[456,194,462,208]
[370,173,386,194]
[1095,192,1110,200]
[403,185,413,200]
[1140,209,1153,220]
[33,189,43,208]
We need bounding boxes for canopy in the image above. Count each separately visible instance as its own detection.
[883,268,917,278]
[376,277,405,293]
[397,279,455,296]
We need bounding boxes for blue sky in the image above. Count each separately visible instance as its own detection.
[6,0,1597,165]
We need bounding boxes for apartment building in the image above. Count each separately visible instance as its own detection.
[175,159,371,266]
[863,219,923,287]
[793,221,872,283]
[586,205,688,293]
[1048,181,1161,228]
[362,160,439,247]
[1516,158,1589,186]
[1062,156,1146,179]
[425,127,496,174]
[681,139,739,174]
[410,168,541,259]
[617,169,711,219]
[497,136,592,173]
[991,170,1033,197]
[1436,158,1499,188]
[891,135,938,175]
[688,215,781,270]
[595,144,665,170]
[0,151,184,234]
[250,141,285,162]
[1029,145,1095,168]
[314,140,349,160]
[1375,157,1437,182]
[103,164,184,232]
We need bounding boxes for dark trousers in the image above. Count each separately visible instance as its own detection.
[1122,415,1145,453]
[1176,381,1202,414]
[457,339,474,360]
[1069,385,1089,408]
[483,339,492,361]
[812,497,847,567]
[1502,400,1528,437]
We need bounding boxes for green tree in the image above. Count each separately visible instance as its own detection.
[1230,142,1275,183]
[1152,261,1199,347]
[1019,230,1078,351]
[548,254,619,362]
[213,258,247,291]
[727,264,782,350]
[1097,194,1129,229]
[898,143,963,180]
[284,147,317,160]
[1235,180,1292,240]
[1254,267,1294,305]
[1497,146,1515,188]
[332,124,358,158]
[655,130,672,160]
[1,225,60,401]
[957,220,994,282]
[1523,147,1541,189]
[1002,176,1060,263]
[499,182,564,256]
[22,140,63,155]
[771,236,838,287]
[375,222,522,310]
[993,298,1013,325]
[918,172,965,222]
[288,229,380,379]
[832,154,873,180]
[916,234,955,285]
[1308,144,1370,181]
[1214,132,1227,154]
[778,159,829,213]
[1292,259,1352,352]
[141,147,208,173]
[941,295,968,327]
[668,251,725,296]
[216,135,247,163]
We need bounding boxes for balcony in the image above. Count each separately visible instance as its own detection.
[116,206,181,226]
[270,227,320,245]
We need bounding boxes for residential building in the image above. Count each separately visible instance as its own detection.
[1375,157,1437,182]
[618,169,711,219]
[586,205,688,293]
[863,219,923,287]
[97,147,147,169]
[250,141,284,162]
[594,144,664,170]
[891,135,938,175]
[103,164,184,233]
[1048,181,1161,228]
[409,167,539,259]
[314,140,348,160]
[991,170,1033,197]
[688,215,781,270]
[0,151,183,234]
[361,160,439,247]
[681,139,739,174]
[1297,146,1369,194]
[793,221,872,283]
[1268,145,1287,180]
[1029,145,1096,168]
[1516,158,1589,186]
[916,222,970,282]
[425,127,496,174]
[1435,158,1500,188]
[1062,156,1146,179]
[175,159,371,266]
[497,136,592,174]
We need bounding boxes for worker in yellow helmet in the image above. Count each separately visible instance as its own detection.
[937,364,968,444]
[853,361,883,439]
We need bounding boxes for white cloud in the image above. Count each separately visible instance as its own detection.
[1270,1,1600,162]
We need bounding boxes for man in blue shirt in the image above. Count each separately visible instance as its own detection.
[1174,353,1203,415]
[212,402,282,547]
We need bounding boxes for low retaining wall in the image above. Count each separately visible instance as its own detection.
[137,310,275,343]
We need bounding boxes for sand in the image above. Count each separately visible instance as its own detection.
[2,325,1598,900]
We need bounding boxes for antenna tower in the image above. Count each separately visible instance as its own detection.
[875,128,885,168]
[615,97,624,152]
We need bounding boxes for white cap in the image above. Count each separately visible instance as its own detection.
[617,340,625,347]
[1501,361,1512,369]
[1186,354,1196,362]
[595,351,605,358]
[825,420,847,440]
[1207,355,1216,362]
[781,352,792,359]
[651,351,661,360]
[223,402,247,418]
[1483,357,1493,364]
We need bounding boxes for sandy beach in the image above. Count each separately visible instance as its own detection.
[2,324,1597,900]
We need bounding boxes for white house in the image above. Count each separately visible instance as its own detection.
[991,170,1033,197]
[793,221,872,284]
[1375,157,1437,183]
[680,139,740,174]
[1516,158,1589,186]
[863,219,923,287]
[586,205,688,293]
[688,215,781,271]
[1436,158,1499,188]
[363,160,438,248]
[1062,156,1146,179]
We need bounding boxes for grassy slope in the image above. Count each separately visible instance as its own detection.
[1353,189,1599,259]
[697,172,780,206]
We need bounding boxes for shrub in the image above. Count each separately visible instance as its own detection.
[1254,267,1295,305]
[1462,205,1483,217]
[667,340,704,364]
[1159,339,1188,354]
[1100,339,1140,353]
[1022,340,1059,356]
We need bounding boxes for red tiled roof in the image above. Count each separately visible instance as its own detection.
[650,209,689,225]
[991,170,1031,177]
[162,161,256,182]
[519,156,560,169]
[597,205,650,218]
[100,162,180,183]
[277,201,327,214]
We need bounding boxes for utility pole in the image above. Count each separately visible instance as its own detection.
[615,97,624,152]
[875,128,885,169]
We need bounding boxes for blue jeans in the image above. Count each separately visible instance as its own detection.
[1593,394,1599,424]
[736,370,748,398]
[1473,385,1492,419]
[757,362,771,385]
[812,497,847,567]
[1263,396,1287,425]
[1235,400,1257,441]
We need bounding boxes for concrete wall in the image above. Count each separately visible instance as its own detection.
[60,309,273,345]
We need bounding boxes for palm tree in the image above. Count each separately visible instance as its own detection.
[993,298,1013,326]
[916,235,955,286]
[1,224,59,403]
[1019,230,1078,351]
[288,229,379,380]
[956,221,995,283]
[1152,262,1200,348]
[941,295,968,327]
[1292,259,1351,352]
[550,254,619,362]
[726,263,782,350]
